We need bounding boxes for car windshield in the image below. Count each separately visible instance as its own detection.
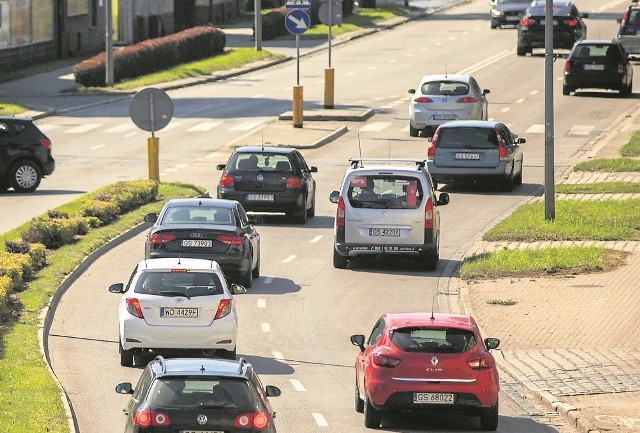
[421,81,469,96]
[390,327,476,353]
[134,271,224,297]
[437,127,499,149]
[148,377,255,410]
[230,153,292,172]
[346,175,424,209]
[161,206,235,225]
[497,0,530,3]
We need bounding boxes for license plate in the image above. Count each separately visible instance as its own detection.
[181,431,224,433]
[246,193,274,201]
[506,16,520,21]
[540,19,557,25]
[369,228,401,237]
[160,307,198,318]
[583,64,604,71]
[455,152,480,160]
[433,114,457,120]
[182,239,213,248]
[413,392,455,404]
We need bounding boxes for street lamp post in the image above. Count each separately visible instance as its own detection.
[544,0,555,220]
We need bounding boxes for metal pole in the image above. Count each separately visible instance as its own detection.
[105,0,114,86]
[544,0,555,220]
[255,0,262,51]
[296,34,300,86]
[328,0,332,67]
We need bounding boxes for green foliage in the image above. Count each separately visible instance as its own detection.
[556,181,640,194]
[0,102,27,116]
[573,157,640,172]
[79,199,120,225]
[21,217,81,249]
[621,130,640,157]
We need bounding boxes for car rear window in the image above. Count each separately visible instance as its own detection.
[148,377,255,409]
[346,175,424,209]
[391,327,476,353]
[528,5,570,16]
[437,127,498,149]
[135,271,224,296]
[573,44,620,60]
[161,206,234,225]
[420,80,469,96]
[621,9,640,31]
[230,153,292,172]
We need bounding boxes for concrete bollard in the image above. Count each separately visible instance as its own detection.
[147,137,160,181]
[324,68,335,109]
[293,85,304,128]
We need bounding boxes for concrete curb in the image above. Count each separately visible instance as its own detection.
[278,107,374,121]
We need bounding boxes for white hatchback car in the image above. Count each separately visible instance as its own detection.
[329,159,450,271]
[109,257,240,367]
[408,74,490,138]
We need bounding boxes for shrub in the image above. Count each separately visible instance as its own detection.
[0,252,31,290]
[21,217,81,249]
[0,275,11,318]
[260,8,288,40]
[5,240,30,254]
[80,199,120,225]
[27,243,48,271]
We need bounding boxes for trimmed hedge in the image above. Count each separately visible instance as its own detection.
[73,26,227,87]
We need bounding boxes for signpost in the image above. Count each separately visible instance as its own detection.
[285,1,311,127]
[318,0,342,108]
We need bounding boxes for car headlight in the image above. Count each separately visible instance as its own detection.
[491,10,504,17]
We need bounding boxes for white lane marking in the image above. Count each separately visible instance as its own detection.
[158,122,183,132]
[525,124,545,134]
[283,255,296,263]
[187,121,223,132]
[174,163,188,169]
[367,66,377,70]
[263,276,273,284]
[290,379,307,391]
[312,413,329,427]
[251,94,265,98]
[261,323,271,332]
[516,98,525,104]
[105,124,136,133]
[457,50,512,75]
[420,47,429,51]
[345,72,355,77]
[205,152,221,159]
[389,59,398,63]
[124,132,138,138]
[36,124,61,132]
[501,107,511,113]
[569,125,594,135]
[257,299,266,308]
[272,350,284,360]
[530,90,539,95]
[359,122,391,132]
[405,53,414,58]
[90,144,105,150]
[310,235,322,243]
[66,123,101,134]
[436,41,442,46]
[230,119,267,131]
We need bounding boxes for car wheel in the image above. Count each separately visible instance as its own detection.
[409,124,419,137]
[10,160,42,193]
[515,165,523,186]
[219,347,237,360]
[363,393,382,428]
[355,379,364,413]
[0,179,8,192]
[119,341,134,367]
[307,192,316,218]
[238,262,253,288]
[622,80,633,97]
[503,174,515,192]
[562,85,571,96]
[294,195,308,224]
[252,250,260,278]
[516,46,527,56]
[420,248,438,271]
[480,401,499,431]
[333,248,348,269]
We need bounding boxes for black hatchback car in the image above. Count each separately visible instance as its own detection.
[0,116,55,193]
[517,0,588,56]
[563,40,634,97]
[216,146,317,224]
[116,356,281,433]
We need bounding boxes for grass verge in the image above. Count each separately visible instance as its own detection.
[0,103,28,116]
[0,181,204,432]
[555,181,640,194]
[621,130,640,157]
[573,157,640,172]
[303,4,410,38]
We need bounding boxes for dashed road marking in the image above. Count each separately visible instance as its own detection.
[530,90,539,95]
[257,299,266,308]
[310,235,322,243]
[105,124,136,133]
[187,121,223,132]
[312,413,329,427]
[501,107,511,113]
[261,323,271,332]
[90,144,105,150]
[290,379,307,391]
[283,255,296,263]
[568,125,594,135]
[359,122,391,132]
[67,123,101,134]
[525,124,545,134]
[516,98,525,103]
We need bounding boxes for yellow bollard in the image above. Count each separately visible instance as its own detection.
[292,85,304,128]
[324,68,335,109]
[147,136,160,181]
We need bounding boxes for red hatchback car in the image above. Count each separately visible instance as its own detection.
[350,312,501,430]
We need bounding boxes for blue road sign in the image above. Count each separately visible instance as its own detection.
[285,9,311,35]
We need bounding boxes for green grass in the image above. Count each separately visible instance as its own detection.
[460,246,618,280]
[621,130,640,157]
[0,181,205,432]
[483,199,640,242]
[556,181,640,194]
[0,103,28,116]
[302,4,410,38]
[573,157,640,172]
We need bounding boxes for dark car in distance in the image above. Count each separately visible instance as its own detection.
[0,116,55,193]
[563,40,634,97]
[217,146,317,224]
[115,356,281,433]
[517,0,588,56]
[617,4,640,59]
[489,0,531,29]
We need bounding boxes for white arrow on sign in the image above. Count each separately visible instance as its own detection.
[288,13,309,29]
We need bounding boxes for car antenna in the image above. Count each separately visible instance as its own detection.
[261,131,264,151]
[357,135,363,167]
[388,135,391,160]
[430,295,436,320]
[178,252,181,265]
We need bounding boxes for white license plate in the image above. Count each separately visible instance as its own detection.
[161,307,198,318]
[413,392,455,404]
[181,431,224,433]
[583,64,604,71]
[433,114,457,120]
[369,228,400,237]
[182,239,213,248]
[246,193,274,201]
[540,19,557,25]
[506,16,520,21]
[455,152,480,160]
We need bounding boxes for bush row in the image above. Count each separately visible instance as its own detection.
[73,26,227,87]
[0,180,159,319]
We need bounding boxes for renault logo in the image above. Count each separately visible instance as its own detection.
[431,355,439,366]
[190,233,203,238]
[257,174,264,181]
[197,414,208,425]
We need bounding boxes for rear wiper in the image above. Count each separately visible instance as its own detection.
[159,291,191,300]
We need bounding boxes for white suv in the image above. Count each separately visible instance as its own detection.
[109,258,240,366]
[329,159,450,271]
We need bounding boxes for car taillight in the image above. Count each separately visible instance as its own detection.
[234,412,270,430]
[496,128,508,159]
[336,196,345,228]
[372,353,402,368]
[220,173,235,187]
[414,96,433,103]
[148,233,176,246]
[456,96,477,103]
[217,234,244,245]
[134,408,170,427]
[38,138,52,150]
[424,197,434,229]
[564,60,571,73]
[215,299,232,319]
[520,17,534,26]
[286,176,301,188]
[618,63,625,74]
[126,298,144,319]
[564,19,577,27]
[467,355,495,370]
[428,128,440,160]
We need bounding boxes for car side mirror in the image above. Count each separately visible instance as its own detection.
[329,191,339,203]
[216,164,226,170]
[485,337,500,350]
[617,18,622,23]
[483,89,490,95]
[408,88,416,94]
[437,192,450,206]
[230,284,246,295]
[266,385,281,397]
[144,212,158,223]
[249,215,263,225]
[310,166,318,173]
[581,13,589,18]
[108,283,125,294]
[350,334,365,352]
[517,137,526,144]
[115,382,134,394]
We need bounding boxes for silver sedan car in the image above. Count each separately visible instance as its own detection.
[408,74,490,137]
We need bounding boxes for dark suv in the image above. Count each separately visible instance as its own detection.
[617,4,640,59]
[517,0,588,56]
[116,356,281,432]
[0,116,55,193]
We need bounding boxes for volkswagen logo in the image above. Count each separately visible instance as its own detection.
[190,232,203,238]
[197,414,208,425]
[431,355,439,366]
[257,174,264,181]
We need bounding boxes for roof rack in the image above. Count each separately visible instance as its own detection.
[154,355,167,373]
[236,357,248,374]
[349,158,426,170]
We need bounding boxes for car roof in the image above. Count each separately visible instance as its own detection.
[0,116,33,122]
[163,197,237,210]
[235,146,296,154]
[136,257,223,272]
[346,158,427,173]
[153,357,252,378]
[383,312,477,330]
[419,74,472,83]
[437,120,501,129]
[576,39,617,45]
[531,0,571,6]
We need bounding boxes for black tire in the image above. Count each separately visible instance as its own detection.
[622,80,633,97]
[421,248,438,271]
[502,174,515,192]
[252,251,260,278]
[562,85,571,96]
[409,124,419,137]
[516,46,527,56]
[307,193,316,218]
[238,260,253,288]
[119,341,134,367]
[10,160,42,193]
[294,196,308,224]
[514,165,523,186]
[363,393,382,428]
[0,179,8,192]
[333,248,348,269]
[355,380,364,413]
[480,401,499,431]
